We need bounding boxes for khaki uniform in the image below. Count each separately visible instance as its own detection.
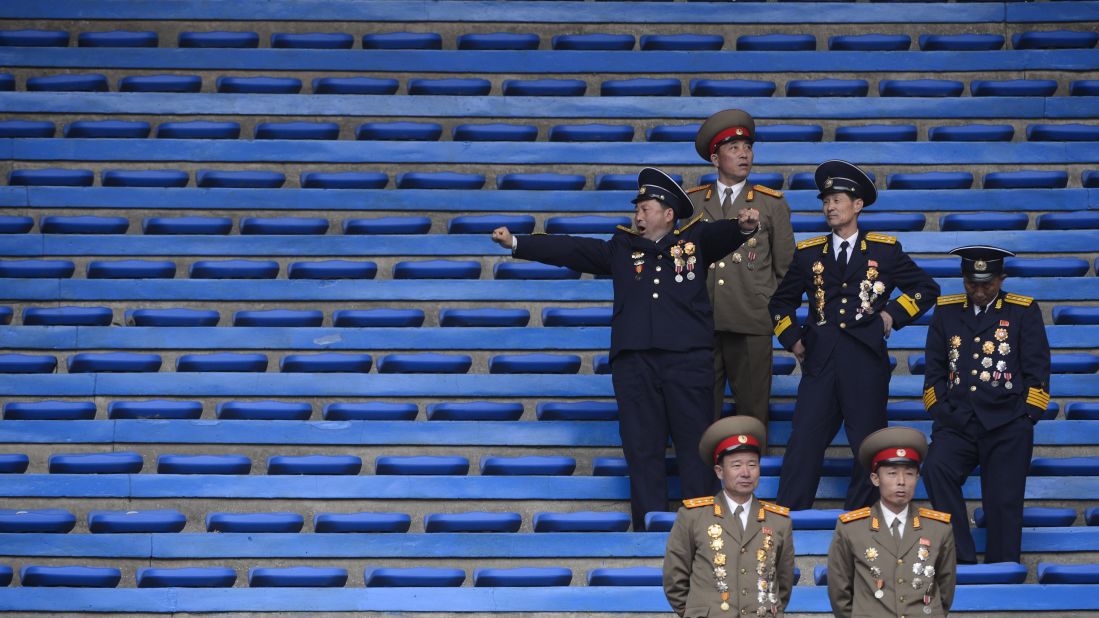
[692,184,795,424]
[827,503,957,618]
[664,494,795,617]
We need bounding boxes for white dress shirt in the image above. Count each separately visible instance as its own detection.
[880,502,908,539]
[832,229,860,261]
[724,493,753,530]
[715,178,747,209]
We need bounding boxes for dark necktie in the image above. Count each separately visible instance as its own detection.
[837,240,850,271]
[975,305,984,318]
[733,504,745,536]
[721,186,734,218]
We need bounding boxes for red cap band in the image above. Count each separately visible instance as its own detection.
[713,434,761,463]
[709,126,752,156]
[871,447,921,471]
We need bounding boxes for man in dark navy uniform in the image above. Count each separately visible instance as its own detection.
[921,245,1051,564]
[769,160,939,512]
[491,167,761,530]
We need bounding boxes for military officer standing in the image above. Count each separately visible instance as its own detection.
[491,168,760,530]
[921,246,1051,565]
[827,426,956,618]
[770,160,939,511]
[691,109,796,426]
[664,416,795,617]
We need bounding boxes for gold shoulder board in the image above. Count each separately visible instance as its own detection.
[866,232,897,245]
[674,213,706,235]
[682,496,715,509]
[615,225,641,236]
[1005,293,1034,307]
[797,235,828,250]
[760,501,790,517]
[686,184,712,194]
[753,184,783,198]
[839,507,872,524]
[937,293,966,306]
[918,507,952,524]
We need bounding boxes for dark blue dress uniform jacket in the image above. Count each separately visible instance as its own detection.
[922,291,1051,428]
[513,217,753,359]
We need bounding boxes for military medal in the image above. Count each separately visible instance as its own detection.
[981,357,993,368]
[865,547,878,561]
[686,255,696,280]
[982,341,995,355]
[874,582,884,599]
[998,342,1011,355]
[995,328,1008,341]
[949,335,961,348]
[747,237,757,248]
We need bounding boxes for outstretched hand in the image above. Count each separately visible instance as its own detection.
[491,226,514,249]
[737,207,760,233]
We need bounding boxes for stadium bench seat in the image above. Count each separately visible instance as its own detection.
[645,512,676,532]
[0,509,75,533]
[592,457,674,477]
[1037,563,1099,584]
[552,34,634,51]
[928,124,1015,142]
[271,33,354,49]
[178,31,259,48]
[332,309,424,328]
[217,401,310,420]
[0,215,33,233]
[313,512,412,533]
[0,74,11,91]
[312,77,399,95]
[0,121,54,138]
[957,563,1029,585]
[280,353,374,373]
[301,171,388,189]
[647,125,701,142]
[601,78,680,96]
[1027,124,1099,141]
[376,353,472,373]
[157,121,241,139]
[939,213,1029,231]
[108,400,203,420]
[830,34,910,51]
[971,79,1058,97]
[457,33,539,50]
[593,355,611,374]
[773,357,797,375]
[207,513,305,533]
[137,567,236,588]
[267,455,363,475]
[240,217,329,235]
[0,307,9,324]
[254,122,340,140]
[215,76,302,94]
[4,400,96,420]
[1090,508,1099,525]
[426,401,524,421]
[536,401,618,421]
[78,30,157,47]
[481,456,577,476]
[393,260,481,279]
[974,507,1078,528]
[453,123,538,142]
[449,214,536,234]
[323,402,418,421]
[641,34,724,51]
[9,168,93,186]
[490,354,582,374]
[887,172,973,190]
[143,216,231,234]
[87,259,176,279]
[502,79,586,96]
[542,307,612,327]
[690,79,777,97]
[1070,81,1099,96]
[157,454,251,475]
[23,306,112,326]
[497,173,586,191]
[918,34,1004,51]
[545,215,632,234]
[125,309,220,327]
[64,120,151,138]
[105,170,190,188]
[375,456,470,476]
[425,512,523,533]
[755,124,823,142]
[597,173,682,189]
[1012,30,1099,50]
[233,309,324,327]
[790,215,828,232]
[439,308,530,327]
[196,170,285,189]
[68,352,162,373]
[1085,171,1099,188]
[190,259,279,279]
[364,568,465,587]
[88,510,187,533]
[859,213,926,232]
[48,452,143,474]
[408,78,491,96]
[1030,457,1099,476]
[587,567,661,586]
[549,124,634,142]
[886,401,935,420]
[473,568,572,587]
[787,79,868,97]
[118,74,202,93]
[1006,259,1090,278]
[395,172,484,189]
[26,73,109,92]
[878,79,963,97]
[533,512,631,532]
[0,29,69,47]
[495,263,581,280]
[39,215,128,234]
[0,354,57,373]
[835,125,918,142]
[1053,307,1099,324]
[20,566,121,588]
[736,34,814,51]
[984,171,1068,189]
[249,567,346,588]
[361,32,442,50]
[344,217,431,234]
[789,509,846,530]
[0,454,29,473]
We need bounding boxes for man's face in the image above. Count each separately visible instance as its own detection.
[710,140,754,184]
[714,451,760,500]
[870,463,918,510]
[634,198,675,241]
[964,274,1006,308]
[821,192,863,232]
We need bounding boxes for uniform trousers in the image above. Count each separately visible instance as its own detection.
[612,348,715,531]
[712,331,774,425]
[922,412,1034,564]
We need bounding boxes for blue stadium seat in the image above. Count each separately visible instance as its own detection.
[157,121,241,139]
[125,308,219,327]
[344,216,432,234]
[178,31,259,48]
[601,78,680,96]
[789,509,846,530]
[1038,563,1099,584]
[928,124,1014,142]
[1031,457,1099,476]
[956,563,1028,585]
[755,124,823,142]
[830,34,910,51]
[481,456,576,476]
[312,77,398,95]
[879,80,963,97]
[64,120,151,138]
[376,353,473,373]
[534,512,630,533]
[157,454,251,474]
[364,568,465,587]
[0,454,29,473]
[786,79,869,97]
[814,565,829,586]
[0,215,33,233]
[216,76,302,94]
[641,34,724,51]
[474,567,572,587]
[394,260,481,279]
[835,125,918,142]
[502,79,586,96]
[912,259,962,277]
[1053,307,1099,325]
[449,214,536,233]
[87,259,176,279]
[26,73,109,92]
[332,309,425,327]
[0,260,73,278]
[0,29,69,47]
[314,512,412,533]
[207,513,304,533]
[143,216,231,234]
[886,401,932,420]
[1027,124,1099,142]
[78,30,157,47]
[68,352,163,373]
[453,124,538,142]
[553,34,634,50]
[1086,171,1099,188]
[587,567,661,586]
[137,567,236,588]
[940,213,1029,231]
[1007,259,1090,278]
[1070,81,1099,96]
[324,402,418,421]
[196,170,285,189]
[88,510,187,533]
[0,306,9,324]
[0,509,75,533]
[105,170,189,188]
[281,353,374,373]
[288,260,377,280]
[23,306,112,326]
[268,455,363,475]
[425,512,522,533]
[497,173,586,191]
[974,507,1077,527]
[1090,508,1099,525]
[495,262,582,280]
[646,125,701,142]
[597,173,682,189]
[4,400,96,420]
[790,214,828,232]
[361,32,442,50]
[0,121,54,138]
[178,352,267,372]
[396,172,484,189]
[593,355,610,374]
[536,401,617,421]
[1012,30,1099,50]
[249,567,347,587]
[375,456,470,475]
[644,512,676,532]
[918,34,1004,51]
[689,79,777,97]
[887,172,973,190]
[424,402,523,420]
[542,307,612,326]
[271,32,354,49]
[109,400,203,420]
[48,452,143,474]
[240,216,329,235]
[40,215,129,234]
[254,122,340,140]
[408,78,491,96]
[861,213,926,231]
[118,74,202,93]
[971,79,1058,97]
[984,171,1068,189]
[457,33,539,50]
[302,171,388,189]
[439,308,530,327]
[773,356,797,375]
[216,400,309,417]
[9,168,94,186]
[233,309,324,327]
[190,259,279,279]
[21,566,121,588]
[737,34,815,51]
[0,73,11,91]
[549,124,634,142]
[544,215,631,234]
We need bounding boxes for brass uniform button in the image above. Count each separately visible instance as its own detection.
[719,261,726,268]
[971,370,978,376]
[973,337,980,343]
[652,293,659,299]
[842,282,848,288]
[839,309,846,315]
[740,569,747,575]
[841,298,848,304]
[653,279,660,285]
[970,385,977,392]
[718,279,725,286]
[840,322,847,329]
[656,266,662,272]
[897,559,904,565]
[973,353,979,360]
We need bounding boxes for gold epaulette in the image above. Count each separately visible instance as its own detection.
[674,213,705,235]
[686,184,712,194]
[796,235,828,250]
[937,294,966,306]
[839,507,872,524]
[682,496,714,509]
[918,507,951,524]
[1005,293,1034,307]
[615,225,641,236]
[866,232,897,245]
[753,184,783,198]
[759,501,790,517]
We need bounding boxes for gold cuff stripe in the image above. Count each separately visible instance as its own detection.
[897,294,920,318]
[774,316,792,337]
[923,386,937,411]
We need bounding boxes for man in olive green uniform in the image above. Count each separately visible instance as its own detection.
[664,416,795,617]
[827,427,956,618]
[691,109,796,426]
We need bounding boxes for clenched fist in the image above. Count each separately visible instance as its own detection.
[491,226,514,249]
[737,207,760,233]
